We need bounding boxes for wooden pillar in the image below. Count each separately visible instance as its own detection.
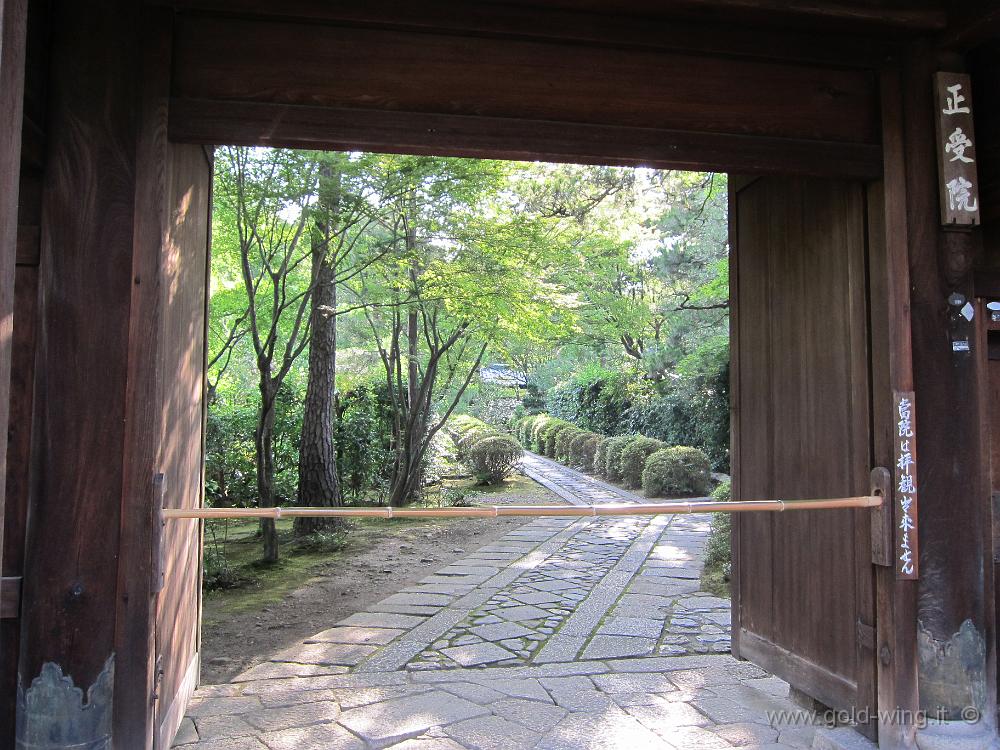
[0,0,27,628]
[14,1,162,748]
[898,44,999,749]
[874,66,921,750]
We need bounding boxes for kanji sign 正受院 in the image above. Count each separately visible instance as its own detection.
[934,72,980,227]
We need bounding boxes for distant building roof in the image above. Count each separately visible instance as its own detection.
[479,363,528,387]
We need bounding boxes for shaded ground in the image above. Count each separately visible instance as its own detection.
[201,474,561,683]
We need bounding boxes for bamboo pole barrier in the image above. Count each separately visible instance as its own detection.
[162,495,882,521]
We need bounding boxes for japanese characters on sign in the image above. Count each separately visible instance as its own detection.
[894,391,919,580]
[934,72,981,227]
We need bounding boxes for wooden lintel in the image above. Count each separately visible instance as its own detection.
[938,2,1000,52]
[169,99,884,179]
[171,13,880,146]
[165,0,903,68]
[0,577,21,619]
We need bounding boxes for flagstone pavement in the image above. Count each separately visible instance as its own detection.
[174,454,838,750]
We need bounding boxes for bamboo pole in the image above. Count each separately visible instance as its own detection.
[162,495,882,520]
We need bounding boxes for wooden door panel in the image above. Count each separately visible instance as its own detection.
[731,177,874,713]
[154,143,211,749]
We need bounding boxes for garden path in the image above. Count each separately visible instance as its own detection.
[173,454,854,750]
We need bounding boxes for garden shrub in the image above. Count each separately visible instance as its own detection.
[570,433,602,471]
[542,340,730,472]
[466,435,523,484]
[545,421,573,458]
[455,428,493,459]
[620,436,667,489]
[594,437,613,476]
[641,446,712,497]
[604,435,638,481]
[523,414,544,446]
[703,480,732,594]
[535,417,563,454]
[555,426,585,463]
[335,384,393,502]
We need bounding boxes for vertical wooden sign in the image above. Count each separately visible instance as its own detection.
[894,391,918,579]
[934,72,980,227]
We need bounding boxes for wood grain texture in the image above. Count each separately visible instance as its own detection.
[113,10,171,749]
[871,67,919,750]
[903,48,987,643]
[0,576,19,618]
[168,0,904,67]
[169,100,883,180]
[19,0,138,701]
[731,176,874,714]
[154,142,210,750]
[0,0,28,630]
[168,0,947,35]
[170,14,880,144]
[1,263,38,743]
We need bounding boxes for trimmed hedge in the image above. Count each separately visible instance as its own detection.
[467,435,523,484]
[703,480,733,580]
[569,433,601,471]
[545,421,573,458]
[641,446,712,497]
[513,412,717,503]
[555,425,585,463]
[620,436,667,489]
[604,435,639,481]
[537,417,568,455]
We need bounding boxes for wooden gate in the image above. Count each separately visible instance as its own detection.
[730,176,878,735]
[152,143,212,749]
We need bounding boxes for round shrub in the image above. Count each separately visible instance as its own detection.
[527,415,547,447]
[555,426,585,463]
[529,415,553,451]
[604,435,639,481]
[456,428,494,459]
[466,435,523,484]
[570,433,602,471]
[594,437,613,476]
[545,421,573,458]
[518,415,537,445]
[620,436,666,489]
[641,446,712,497]
[536,417,564,455]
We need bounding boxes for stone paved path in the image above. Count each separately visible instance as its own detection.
[174,454,825,750]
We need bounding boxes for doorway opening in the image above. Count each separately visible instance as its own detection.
[174,150,753,748]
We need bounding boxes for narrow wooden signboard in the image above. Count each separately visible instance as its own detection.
[894,391,918,579]
[934,72,980,227]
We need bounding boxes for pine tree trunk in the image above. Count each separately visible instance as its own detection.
[295,237,343,534]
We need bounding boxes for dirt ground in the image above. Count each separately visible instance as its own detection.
[200,473,561,683]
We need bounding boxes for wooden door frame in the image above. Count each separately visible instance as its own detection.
[7,4,933,747]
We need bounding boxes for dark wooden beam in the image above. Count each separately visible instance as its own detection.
[169,100,884,179]
[170,13,881,146]
[939,1,1000,52]
[0,577,20,619]
[166,0,902,68]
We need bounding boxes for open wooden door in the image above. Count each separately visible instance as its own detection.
[153,143,212,749]
[730,176,878,737]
